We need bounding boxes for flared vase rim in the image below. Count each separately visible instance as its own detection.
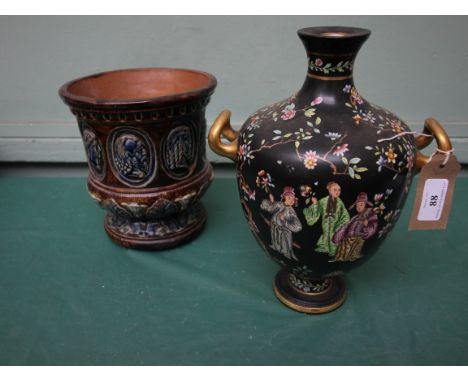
[297,26,371,39]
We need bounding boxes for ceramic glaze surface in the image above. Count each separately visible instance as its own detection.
[208,26,453,313]
[231,27,417,279]
[60,68,216,249]
[237,85,416,277]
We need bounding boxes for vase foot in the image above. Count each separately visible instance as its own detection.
[273,268,346,314]
[104,202,207,250]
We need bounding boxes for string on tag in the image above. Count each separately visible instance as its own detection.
[428,148,454,167]
[377,131,433,143]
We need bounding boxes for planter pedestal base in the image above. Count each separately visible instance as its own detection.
[104,202,207,250]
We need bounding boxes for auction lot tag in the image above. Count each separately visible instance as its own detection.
[417,178,448,221]
[409,153,460,230]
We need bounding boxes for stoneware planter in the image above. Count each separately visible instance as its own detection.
[60,67,216,249]
[208,26,453,313]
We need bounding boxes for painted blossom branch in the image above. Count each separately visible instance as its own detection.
[322,134,348,161]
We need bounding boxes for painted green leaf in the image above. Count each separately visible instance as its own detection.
[295,141,300,148]
[313,128,320,134]
[315,117,321,125]
[348,167,355,178]
[355,167,368,172]
[354,173,362,180]
[307,121,314,127]
[302,136,313,140]
[345,103,353,108]
[273,130,282,135]
[349,158,361,164]
[261,139,266,145]
[283,133,293,138]
[365,146,373,150]
[305,198,310,205]
[342,157,348,165]
[272,136,281,141]
[304,108,316,117]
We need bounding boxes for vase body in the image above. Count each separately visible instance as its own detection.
[209,26,441,313]
[60,68,216,249]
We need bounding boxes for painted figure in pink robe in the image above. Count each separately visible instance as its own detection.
[332,192,378,262]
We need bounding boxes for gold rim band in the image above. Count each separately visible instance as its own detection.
[273,282,346,314]
[307,73,353,81]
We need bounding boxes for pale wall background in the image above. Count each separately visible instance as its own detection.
[0,15,467,163]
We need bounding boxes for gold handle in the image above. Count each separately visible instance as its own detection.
[208,110,239,162]
[415,118,453,171]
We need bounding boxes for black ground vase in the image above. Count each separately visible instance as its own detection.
[208,26,453,313]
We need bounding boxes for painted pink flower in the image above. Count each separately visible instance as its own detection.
[238,144,249,161]
[333,144,349,157]
[281,103,296,120]
[315,58,323,67]
[281,109,296,120]
[303,150,318,170]
[374,193,384,203]
[246,189,256,200]
[311,97,323,106]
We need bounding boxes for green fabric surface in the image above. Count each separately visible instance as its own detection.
[0,177,467,366]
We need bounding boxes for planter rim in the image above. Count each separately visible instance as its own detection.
[59,67,217,110]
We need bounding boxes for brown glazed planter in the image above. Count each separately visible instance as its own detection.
[59,68,216,249]
[208,27,453,313]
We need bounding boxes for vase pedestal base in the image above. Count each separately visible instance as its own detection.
[273,268,346,314]
[104,202,207,250]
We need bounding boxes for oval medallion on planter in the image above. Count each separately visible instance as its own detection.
[80,123,106,181]
[108,127,156,188]
[161,124,197,180]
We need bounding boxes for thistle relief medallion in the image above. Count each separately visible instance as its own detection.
[108,127,156,187]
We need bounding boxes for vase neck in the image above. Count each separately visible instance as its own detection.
[296,26,370,97]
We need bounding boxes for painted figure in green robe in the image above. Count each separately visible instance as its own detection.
[303,182,350,257]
